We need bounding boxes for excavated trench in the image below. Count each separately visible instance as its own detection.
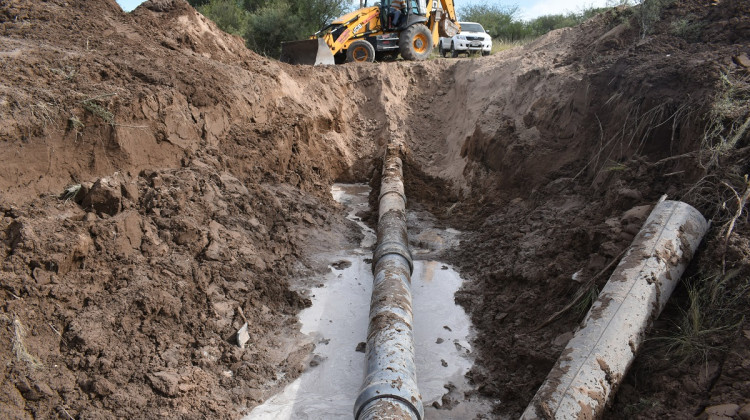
[244,183,488,419]
[2,1,749,419]
[236,13,747,417]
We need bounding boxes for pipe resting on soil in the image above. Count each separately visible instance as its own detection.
[522,196,709,419]
[354,146,423,420]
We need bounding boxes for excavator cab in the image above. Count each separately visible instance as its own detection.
[384,0,427,29]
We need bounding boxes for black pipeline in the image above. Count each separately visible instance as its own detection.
[353,146,423,420]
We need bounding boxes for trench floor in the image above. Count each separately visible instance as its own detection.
[244,184,491,419]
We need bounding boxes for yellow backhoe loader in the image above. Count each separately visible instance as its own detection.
[280,0,460,65]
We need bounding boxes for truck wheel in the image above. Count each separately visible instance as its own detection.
[346,40,375,63]
[450,42,458,58]
[399,24,433,61]
[438,42,445,57]
[482,50,490,57]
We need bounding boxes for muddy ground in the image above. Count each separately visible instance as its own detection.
[1,0,749,418]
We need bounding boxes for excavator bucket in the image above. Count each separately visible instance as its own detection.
[439,17,460,38]
[279,38,335,65]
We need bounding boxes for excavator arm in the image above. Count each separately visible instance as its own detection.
[320,6,382,56]
[437,0,458,22]
[280,6,381,65]
[426,0,460,46]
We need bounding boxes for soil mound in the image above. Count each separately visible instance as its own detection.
[0,0,369,204]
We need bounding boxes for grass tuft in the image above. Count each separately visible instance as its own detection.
[68,115,85,133]
[491,39,530,54]
[82,100,115,126]
[30,101,57,129]
[700,70,750,168]
[669,17,703,42]
[49,66,77,81]
[12,318,43,369]
[61,184,82,202]
[603,160,628,172]
[650,270,747,364]
[637,0,675,38]
[80,93,117,126]
[574,284,600,317]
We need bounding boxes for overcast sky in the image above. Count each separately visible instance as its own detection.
[117,0,143,12]
[116,0,613,20]
[516,0,611,19]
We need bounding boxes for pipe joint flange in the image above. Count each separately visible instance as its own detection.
[378,186,407,206]
[354,382,423,420]
[372,241,413,274]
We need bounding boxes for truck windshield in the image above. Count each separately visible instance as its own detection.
[460,23,485,33]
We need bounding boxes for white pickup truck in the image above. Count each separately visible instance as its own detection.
[438,22,492,57]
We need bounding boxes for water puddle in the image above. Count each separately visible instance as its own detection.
[244,184,490,419]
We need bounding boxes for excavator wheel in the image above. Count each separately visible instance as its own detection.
[346,40,376,63]
[399,24,433,61]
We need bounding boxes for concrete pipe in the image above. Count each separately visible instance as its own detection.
[522,197,709,420]
[354,147,423,420]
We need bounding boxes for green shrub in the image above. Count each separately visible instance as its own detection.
[198,0,249,36]
[245,1,302,57]
[651,270,747,363]
[670,17,703,42]
[196,0,348,58]
[637,0,675,38]
[459,2,616,43]
[82,99,115,126]
[459,3,527,40]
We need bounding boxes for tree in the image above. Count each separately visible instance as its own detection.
[197,0,249,36]
[458,3,530,41]
[460,2,615,41]
[195,0,349,58]
[244,0,302,57]
[187,0,211,7]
